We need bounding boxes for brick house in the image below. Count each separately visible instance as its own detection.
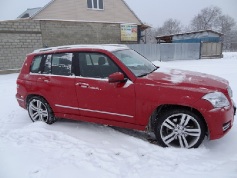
[0,0,147,72]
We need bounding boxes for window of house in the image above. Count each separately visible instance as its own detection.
[87,0,104,10]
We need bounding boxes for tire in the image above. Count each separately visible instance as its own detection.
[27,96,55,124]
[154,109,206,148]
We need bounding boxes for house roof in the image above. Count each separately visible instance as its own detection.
[30,0,55,19]
[155,30,224,43]
[30,0,143,26]
[156,30,224,41]
[17,7,42,19]
[120,0,142,24]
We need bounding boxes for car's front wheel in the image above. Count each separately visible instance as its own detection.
[154,109,206,148]
[27,96,55,124]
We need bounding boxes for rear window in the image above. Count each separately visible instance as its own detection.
[51,53,73,76]
[30,56,43,73]
[30,53,73,76]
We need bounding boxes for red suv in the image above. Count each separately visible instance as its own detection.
[16,44,236,148]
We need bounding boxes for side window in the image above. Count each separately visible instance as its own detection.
[98,0,103,9]
[79,53,121,78]
[51,53,73,76]
[87,0,92,8]
[87,0,103,10]
[85,53,109,66]
[30,56,42,73]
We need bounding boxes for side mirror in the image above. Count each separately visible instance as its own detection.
[108,72,126,83]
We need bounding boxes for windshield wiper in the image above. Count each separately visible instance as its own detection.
[151,66,158,73]
[138,73,149,77]
[138,67,158,77]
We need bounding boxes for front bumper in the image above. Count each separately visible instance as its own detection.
[194,99,235,140]
[207,105,236,140]
[233,100,236,116]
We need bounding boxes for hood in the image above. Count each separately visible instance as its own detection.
[145,67,228,92]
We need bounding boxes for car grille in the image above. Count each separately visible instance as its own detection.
[234,103,236,116]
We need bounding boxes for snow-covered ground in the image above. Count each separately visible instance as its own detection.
[0,52,236,178]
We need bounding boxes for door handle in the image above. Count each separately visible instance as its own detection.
[76,82,89,88]
[38,76,50,83]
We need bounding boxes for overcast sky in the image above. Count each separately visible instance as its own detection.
[0,0,236,27]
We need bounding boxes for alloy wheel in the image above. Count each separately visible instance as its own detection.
[160,113,201,148]
[28,99,49,122]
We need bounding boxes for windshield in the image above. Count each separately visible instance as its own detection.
[113,49,157,77]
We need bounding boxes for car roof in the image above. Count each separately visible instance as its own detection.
[32,44,130,54]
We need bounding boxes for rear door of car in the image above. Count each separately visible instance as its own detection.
[31,52,79,115]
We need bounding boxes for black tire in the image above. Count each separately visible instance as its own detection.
[154,109,206,148]
[27,96,56,124]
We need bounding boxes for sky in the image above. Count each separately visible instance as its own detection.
[0,0,236,28]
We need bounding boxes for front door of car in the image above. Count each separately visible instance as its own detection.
[36,53,78,115]
[75,52,136,123]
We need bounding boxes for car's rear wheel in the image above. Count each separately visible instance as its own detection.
[27,96,55,124]
[154,109,206,148]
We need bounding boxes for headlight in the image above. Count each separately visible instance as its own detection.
[202,92,230,108]
[227,86,233,98]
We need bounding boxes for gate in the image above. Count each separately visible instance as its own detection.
[201,42,223,58]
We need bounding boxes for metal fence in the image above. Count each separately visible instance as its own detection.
[127,43,201,61]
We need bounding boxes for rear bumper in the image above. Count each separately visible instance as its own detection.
[16,93,26,109]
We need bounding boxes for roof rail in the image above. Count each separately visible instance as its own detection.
[33,44,128,53]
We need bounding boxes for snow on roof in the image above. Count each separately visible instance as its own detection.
[156,30,224,39]
[17,7,42,19]
[33,44,129,53]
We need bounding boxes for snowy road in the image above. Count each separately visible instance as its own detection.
[0,52,237,178]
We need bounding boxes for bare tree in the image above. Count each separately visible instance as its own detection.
[191,6,222,31]
[157,18,182,36]
[190,6,236,51]
[139,22,158,44]
[141,27,158,44]
[229,28,237,51]
[217,15,236,34]
[216,15,236,50]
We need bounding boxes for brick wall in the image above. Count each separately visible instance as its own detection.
[40,21,122,47]
[0,19,43,71]
[0,19,137,72]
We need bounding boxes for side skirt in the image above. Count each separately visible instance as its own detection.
[55,113,146,131]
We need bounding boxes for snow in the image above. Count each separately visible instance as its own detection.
[0,52,237,178]
[154,67,187,83]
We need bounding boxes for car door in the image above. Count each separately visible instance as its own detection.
[75,52,136,123]
[36,53,79,115]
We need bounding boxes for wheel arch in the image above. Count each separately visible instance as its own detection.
[26,94,51,109]
[148,104,208,135]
